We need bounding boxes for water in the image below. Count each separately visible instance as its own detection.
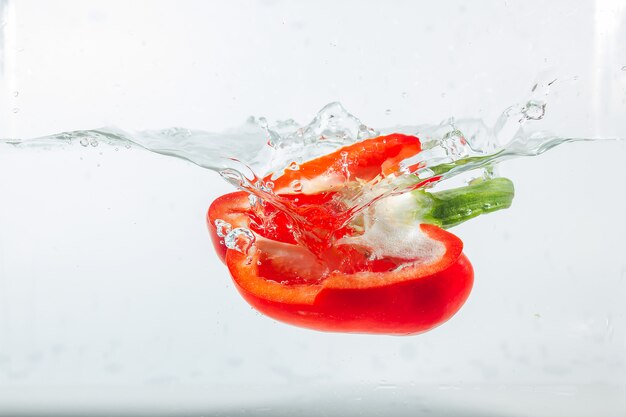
[2,0,626,413]
[1,125,624,415]
[1,77,620,262]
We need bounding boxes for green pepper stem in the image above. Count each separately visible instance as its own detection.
[413,177,515,229]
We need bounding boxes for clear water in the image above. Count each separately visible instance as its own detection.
[1,75,620,260]
[2,0,626,414]
[1,75,625,417]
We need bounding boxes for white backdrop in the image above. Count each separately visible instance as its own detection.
[0,1,625,416]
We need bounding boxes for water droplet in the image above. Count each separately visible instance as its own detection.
[265,181,274,190]
[12,91,19,97]
[214,219,232,238]
[401,92,408,98]
[290,180,303,192]
[114,147,119,151]
[11,107,19,113]
[245,256,253,265]
[287,161,300,171]
[522,100,546,120]
[79,138,89,147]
[89,138,99,147]
[224,228,256,254]
[621,65,626,71]
[384,109,391,115]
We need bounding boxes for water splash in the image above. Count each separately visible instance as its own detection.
[1,76,623,257]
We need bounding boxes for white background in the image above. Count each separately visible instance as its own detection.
[0,1,625,416]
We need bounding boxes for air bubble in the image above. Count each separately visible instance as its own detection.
[248,194,259,207]
[214,219,232,238]
[79,138,89,147]
[89,138,99,147]
[287,161,300,170]
[522,100,546,120]
[290,180,303,192]
[621,65,626,71]
[224,228,256,254]
[12,107,19,113]
[385,109,391,115]
[12,91,19,97]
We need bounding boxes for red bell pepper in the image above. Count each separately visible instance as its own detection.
[207,134,513,335]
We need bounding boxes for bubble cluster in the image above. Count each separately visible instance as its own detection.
[522,100,546,121]
[224,227,256,254]
[214,219,232,238]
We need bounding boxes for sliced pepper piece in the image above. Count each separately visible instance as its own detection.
[207,133,513,335]
[208,192,473,335]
